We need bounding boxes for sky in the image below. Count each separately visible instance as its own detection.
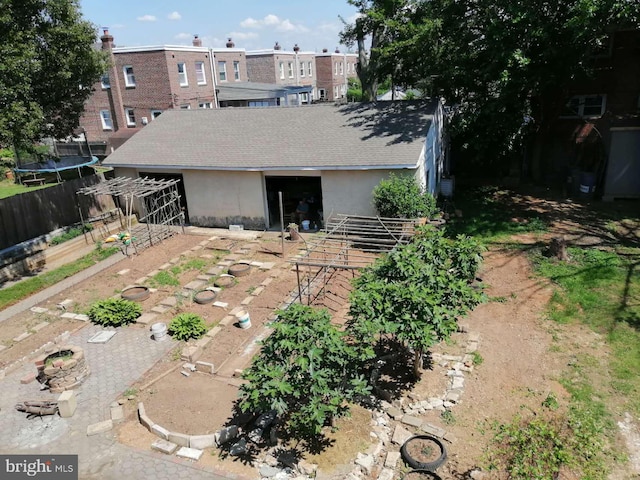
[78,0,360,52]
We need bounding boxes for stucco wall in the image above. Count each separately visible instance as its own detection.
[182,170,266,229]
[320,169,411,221]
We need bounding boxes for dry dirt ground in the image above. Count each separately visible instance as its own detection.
[0,197,638,479]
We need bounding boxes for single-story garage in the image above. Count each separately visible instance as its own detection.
[102,100,446,229]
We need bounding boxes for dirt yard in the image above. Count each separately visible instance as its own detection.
[0,197,638,479]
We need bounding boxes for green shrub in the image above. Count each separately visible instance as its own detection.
[372,174,437,219]
[168,313,207,341]
[88,298,141,326]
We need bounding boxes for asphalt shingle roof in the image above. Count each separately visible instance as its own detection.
[103,100,436,171]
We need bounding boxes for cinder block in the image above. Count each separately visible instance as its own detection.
[180,346,202,363]
[20,373,37,384]
[218,316,235,327]
[110,404,124,422]
[151,439,178,455]
[57,390,77,418]
[176,447,203,461]
[205,326,222,338]
[168,432,190,447]
[87,420,113,436]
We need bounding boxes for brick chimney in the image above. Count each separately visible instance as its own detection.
[192,34,202,47]
[100,27,114,51]
[322,48,328,53]
[293,44,300,53]
[226,38,235,48]
[335,47,340,54]
[274,41,281,51]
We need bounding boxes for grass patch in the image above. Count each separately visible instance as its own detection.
[0,178,52,199]
[0,246,118,310]
[50,225,92,246]
[148,270,180,287]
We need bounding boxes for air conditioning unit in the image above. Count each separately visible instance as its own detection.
[141,117,148,125]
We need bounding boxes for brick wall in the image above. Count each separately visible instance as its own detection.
[246,54,278,83]
[213,50,249,83]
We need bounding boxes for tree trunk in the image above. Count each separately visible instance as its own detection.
[413,348,423,380]
[549,236,569,261]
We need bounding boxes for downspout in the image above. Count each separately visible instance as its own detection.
[209,49,219,108]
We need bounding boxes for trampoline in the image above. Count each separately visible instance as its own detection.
[14,155,99,184]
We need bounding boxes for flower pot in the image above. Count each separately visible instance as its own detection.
[5,170,14,181]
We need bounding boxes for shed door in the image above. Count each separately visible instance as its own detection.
[604,130,640,199]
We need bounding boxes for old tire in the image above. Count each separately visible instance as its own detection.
[401,470,443,480]
[228,263,251,277]
[401,435,447,472]
[121,286,150,301]
[193,290,217,305]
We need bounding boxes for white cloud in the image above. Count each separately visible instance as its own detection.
[226,31,259,41]
[137,15,157,22]
[167,11,181,21]
[238,14,307,33]
[174,33,192,40]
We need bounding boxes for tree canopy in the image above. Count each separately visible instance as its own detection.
[341,0,640,172]
[0,0,106,150]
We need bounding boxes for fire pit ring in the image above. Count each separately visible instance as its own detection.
[35,345,90,393]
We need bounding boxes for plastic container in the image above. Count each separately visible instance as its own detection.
[301,220,311,230]
[151,322,168,341]
[236,310,251,329]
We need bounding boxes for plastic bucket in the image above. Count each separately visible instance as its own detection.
[151,322,168,341]
[301,220,311,230]
[579,172,596,195]
[236,310,251,329]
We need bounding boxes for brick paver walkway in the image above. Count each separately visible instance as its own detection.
[0,324,231,479]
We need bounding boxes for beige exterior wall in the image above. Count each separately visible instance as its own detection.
[320,169,412,221]
[183,170,265,228]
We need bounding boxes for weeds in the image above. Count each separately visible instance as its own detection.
[441,410,456,425]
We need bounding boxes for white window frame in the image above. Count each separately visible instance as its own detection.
[299,61,305,77]
[561,94,606,118]
[279,62,285,79]
[308,61,312,77]
[100,74,110,89]
[195,62,206,85]
[287,62,294,78]
[233,61,240,81]
[198,102,212,109]
[151,110,162,119]
[123,66,135,87]
[124,108,135,126]
[339,62,344,75]
[218,61,227,82]
[334,62,338,75]
[177,63,188,87]
[100,110,113,130]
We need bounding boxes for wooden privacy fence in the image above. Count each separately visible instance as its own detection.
[0,175,115,251]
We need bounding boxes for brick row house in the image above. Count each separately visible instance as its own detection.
[79,30,360,152]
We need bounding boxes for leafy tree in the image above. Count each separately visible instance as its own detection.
[372,173,437,219]
[238,304,371,441]
[347,78,364,102]
[341,0,640,174]
[0,0,107,151]
[348,226,484,378]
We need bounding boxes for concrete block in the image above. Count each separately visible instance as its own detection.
[420,423,446,438]
[241,296,254,305]
[110,404,124,422]
[196,275,212,281]
[386,406,403,420]
[378,468,395,480]
[136,313,157,325]
[60,312,77,319]
[117,269,130,275]
[159,263,172,270]
[160,296,177,307]
[135,277,148,284]
[205,326,222,338]
[147,270,160,277]
[212,301,228,308]
[229,306,243,316]
[176,447,203,461]
[168,432,190,447]
[151,305,172,314]
[30,307,49,314]
[384,451,401,468]
[190,434,216,449]
[260,277,273,287]
[355,453,374,476]
[169,257,180,264]
[195,336,211,349]
[32,321,49,332]
[57,390,77,418]
[195,361,215,374]
[251,286,264,296]
[151,424,171,440]
[151,439,178,455]
[181,346,202,363]
[74,314,90,322]
[391,425,413,445]
[87,420,113,436]
[139,414,155,432]
[183,362,197,371]
[184,280,205,291]
[401,415,423,428]
[218,316,234,326]
[259,262,275,270]
[13,332,32,342]
[57,299,74,310]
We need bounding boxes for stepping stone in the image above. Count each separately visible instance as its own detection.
[13,332,32,342]
[420,423,446,438]
[241,296,254,305]
[229,306,243,316]
[250,261,263,267]
[212,301,229,309]
[199,254,214,259]
[260,262,276,270]
[206,267,222,275]
[61,312,78,319]
[206,327,222,338]
[135,277,148,284]
[219,316,234,326]
[30,307,49,314]
[147,270,160,277]
[197,275,212,281]
[184,280,205,291]
[0,345,7,353]
[191,245,204,251]
[152,439,178,455]
[32,321,49,332]
[235,249,250,255]
[117,269,130,275]
[159,263,172,270]
[208,236,219,241]
[199,240,209,246]
[76,314,90,322]
[217,260,233,267]
[160,296,178,307]
[251,286,264,296]
[136,313,157,325]
[169,257,180,264]
[87,420,113,436]
[57,299,74,310]
[151,305,172,314]
[176,447,203,461]
[261,277,273,287]
[224,254,241,261]
[237,259,252,264]
[87,331,117,344]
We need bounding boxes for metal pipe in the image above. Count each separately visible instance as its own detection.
[279,191,285,258]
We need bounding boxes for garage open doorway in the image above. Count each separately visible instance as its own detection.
[139,172,189,224]
[265,176,322,230]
